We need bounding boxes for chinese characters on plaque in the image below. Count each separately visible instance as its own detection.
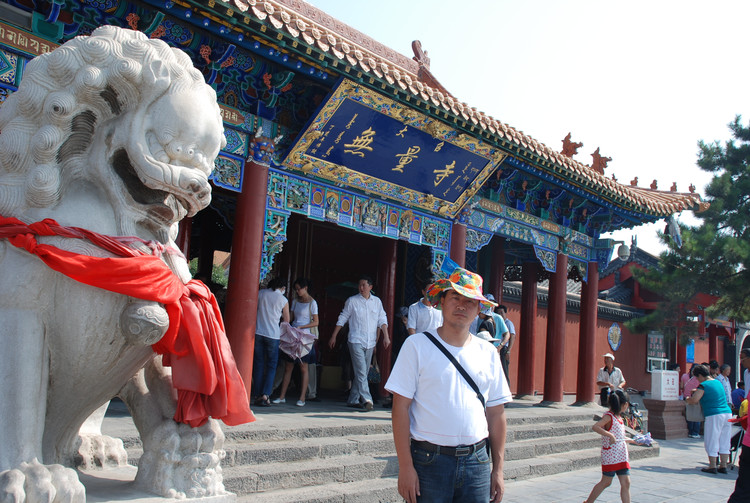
[302,96,488,204]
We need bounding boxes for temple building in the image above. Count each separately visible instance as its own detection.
[0,0,709,403]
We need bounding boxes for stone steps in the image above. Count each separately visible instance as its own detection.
[117,403,659,502]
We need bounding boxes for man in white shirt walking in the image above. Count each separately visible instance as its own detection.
[329,275,390,411]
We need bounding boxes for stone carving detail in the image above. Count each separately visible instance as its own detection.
[0,26,231,501]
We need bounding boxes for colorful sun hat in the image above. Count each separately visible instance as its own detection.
[426,267,497,309]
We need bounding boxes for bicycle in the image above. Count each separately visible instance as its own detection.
[622,401,645,433]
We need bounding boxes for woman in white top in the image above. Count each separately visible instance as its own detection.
[274,277,319,407]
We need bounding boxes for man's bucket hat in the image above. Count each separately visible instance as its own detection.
[426,267,497,309]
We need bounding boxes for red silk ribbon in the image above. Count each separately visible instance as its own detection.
[0,215,254,427]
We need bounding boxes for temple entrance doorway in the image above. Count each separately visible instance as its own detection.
[275,214,397,395]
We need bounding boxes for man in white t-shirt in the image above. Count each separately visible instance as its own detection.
[253,277,290,406]
[386,267,512,503]
[407,281,443,335]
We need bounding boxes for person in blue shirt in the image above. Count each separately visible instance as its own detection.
[732,381,746,411]
[686,364,733,473]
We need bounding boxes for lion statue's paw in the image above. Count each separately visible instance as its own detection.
[74,433,128,470]
[0,460,85,503]
[136,418,226,498]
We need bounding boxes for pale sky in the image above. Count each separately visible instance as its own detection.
[306,0,750,256]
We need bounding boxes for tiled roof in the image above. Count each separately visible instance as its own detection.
[503,281,641,321]
[218,0,704,217]
[600,245,661,277]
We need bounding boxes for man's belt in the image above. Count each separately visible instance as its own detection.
[411,438,487,457]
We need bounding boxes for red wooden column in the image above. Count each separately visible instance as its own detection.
[450,222,467,268]
[542,253,568,404]
[376,238,398,399]
[709,329,718,363]
[489,237,506,302]
[574,262,599,405]
[516,261,539,398]
[224,135,275,402]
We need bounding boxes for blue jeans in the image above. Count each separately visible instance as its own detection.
[348,342,374,405]
[411,443,491,502]
[687,420,701,436]
[252,335,279,398]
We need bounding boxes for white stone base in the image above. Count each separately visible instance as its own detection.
[79,466,236,503]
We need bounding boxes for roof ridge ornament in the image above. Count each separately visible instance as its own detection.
[411,40,452,100]
[590,147,611,174]
[561,132,582,158]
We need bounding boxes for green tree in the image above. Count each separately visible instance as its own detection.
[627,116,750,341]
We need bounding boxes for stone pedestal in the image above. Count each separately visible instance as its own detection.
[80,466,236,502]
[643,398,688,439]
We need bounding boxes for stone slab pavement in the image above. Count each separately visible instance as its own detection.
[502,435,741,503]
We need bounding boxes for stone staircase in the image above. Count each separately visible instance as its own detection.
[114,400,659,503]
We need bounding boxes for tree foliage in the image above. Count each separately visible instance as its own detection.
[626,116,750,342]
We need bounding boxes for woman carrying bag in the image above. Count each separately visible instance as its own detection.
[274,277,319,407]
[686,364,733,473]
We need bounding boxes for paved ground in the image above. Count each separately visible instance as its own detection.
[502,435,740,503]
[101,393,743,503]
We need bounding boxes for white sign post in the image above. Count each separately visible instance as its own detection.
[651,370,680,400]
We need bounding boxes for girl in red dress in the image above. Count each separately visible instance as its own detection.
[584,389,636,503]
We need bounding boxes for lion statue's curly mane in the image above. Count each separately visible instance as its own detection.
[0,26,237,502]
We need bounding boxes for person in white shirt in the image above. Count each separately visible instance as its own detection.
[329,275,390,411]
[497,304,515,384]
[253,277,290,407]
[386,267,511,503]
[717,364,733,407]
[407,281,443,335]
[742,349,750,398]
[596,353,626,406]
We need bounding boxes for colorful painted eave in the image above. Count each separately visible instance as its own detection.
[192,0,704,218]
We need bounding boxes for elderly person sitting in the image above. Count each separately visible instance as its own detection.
[686,364,733,473]
[596,353,626,406]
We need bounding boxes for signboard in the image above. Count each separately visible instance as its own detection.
[686,338,695,364]
[651,370,680,400]
[647,332,666,359]
[283,79,506,218]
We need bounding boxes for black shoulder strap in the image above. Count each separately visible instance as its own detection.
[424,331,485,408]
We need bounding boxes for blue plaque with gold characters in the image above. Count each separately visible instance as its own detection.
[282,79,506,219]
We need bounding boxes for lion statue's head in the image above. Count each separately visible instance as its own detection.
[0,26,226,239]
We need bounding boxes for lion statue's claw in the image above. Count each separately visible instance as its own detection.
[75,433,128,470]
[0,460,85,503]
[136,419,226,498]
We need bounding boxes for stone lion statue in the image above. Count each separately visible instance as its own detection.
[0,26,251,501]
